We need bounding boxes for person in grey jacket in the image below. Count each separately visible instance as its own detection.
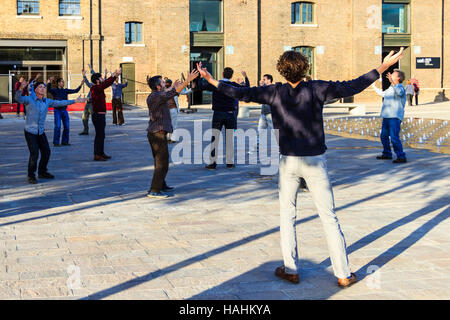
[15,80,85,184]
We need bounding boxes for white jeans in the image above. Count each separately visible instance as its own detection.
[279,154,351,279]
[168,108,179,141]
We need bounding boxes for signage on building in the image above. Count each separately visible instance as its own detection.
[416,57,440,69]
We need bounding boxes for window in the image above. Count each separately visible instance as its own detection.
[125,22,143,44]
[382,3,409,33]
[293,46,314,76]
[17,0,40,15]
[59,0,81,16]
[291,2,313,24]
[190,0,222,32]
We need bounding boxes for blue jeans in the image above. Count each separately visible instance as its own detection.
[380,118,406,159]
[53,107,70,145]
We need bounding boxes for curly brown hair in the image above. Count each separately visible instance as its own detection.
[276,51,310,83]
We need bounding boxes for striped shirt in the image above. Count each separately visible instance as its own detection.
[146,88,178,133]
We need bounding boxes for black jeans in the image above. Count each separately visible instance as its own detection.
[92,113,106,156]
[210,111,237,163]
[147,131,169,193]
[24,130,50,177]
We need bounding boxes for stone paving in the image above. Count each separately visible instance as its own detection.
[0,107,449,300]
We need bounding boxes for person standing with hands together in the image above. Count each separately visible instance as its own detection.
[146,69,199,199]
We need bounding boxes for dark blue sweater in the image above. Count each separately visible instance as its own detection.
[47,86,82,108]
[197,78,249,112]
[217,69,380,156]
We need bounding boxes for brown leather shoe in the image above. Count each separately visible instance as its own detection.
[94,154,106,161]
[275,266,299,284]
[338,273,357,288]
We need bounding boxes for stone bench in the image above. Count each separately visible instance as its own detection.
[323,103,366,116]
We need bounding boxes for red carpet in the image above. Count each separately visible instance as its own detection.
[1,103,112,113]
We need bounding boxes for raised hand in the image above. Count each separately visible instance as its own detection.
[82,69,86,77]
[173,79,182,90]
[241,71,247,78]
[75,95,87,103]
[377,47,404,74]
[196,62,211,81]
[20,80,29,90]
[87,64,92,71]
[187,69,200,82]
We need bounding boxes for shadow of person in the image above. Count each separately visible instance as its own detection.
[189,260,345,300]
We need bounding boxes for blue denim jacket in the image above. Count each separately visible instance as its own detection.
[374,84,406,121]
[15,82,75,135]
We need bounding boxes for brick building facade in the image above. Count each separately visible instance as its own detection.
[1,0,448,106]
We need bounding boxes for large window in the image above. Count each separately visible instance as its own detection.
[291,2,313,24]
[382,3,409,33]
[59,0,81,16]
[190,0,222,32]
[17,0,40,15]
[0,47,64,62]
[125,22,143,44]
[293,46,314,76]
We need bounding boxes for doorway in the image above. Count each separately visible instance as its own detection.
[382,46,411,90]
[121,63,135,105]
[190,48,221,104]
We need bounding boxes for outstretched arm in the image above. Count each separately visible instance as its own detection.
[49,95,86,108]
[197,62,275,105]
[371,83,385,97]
[315,47,404,102]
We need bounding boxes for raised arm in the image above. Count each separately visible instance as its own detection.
[197,62,275,105]
[15,81,31,105]
[371,83,385,97]
[241,71,250,87]
[67,83,83,94]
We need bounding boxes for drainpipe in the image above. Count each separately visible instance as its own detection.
[441,0,445,88]
[98,0,102,72]
[90,0,93,67]
[257,0,261,83]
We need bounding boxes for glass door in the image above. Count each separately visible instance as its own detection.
[190,49,218,104]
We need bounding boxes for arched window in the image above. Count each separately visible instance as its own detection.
[291,2,314,24]
[293,46,314,76]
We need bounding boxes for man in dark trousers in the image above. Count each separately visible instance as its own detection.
[14,76,27,118]
[46,76,84,146]
[15,79,85,184]
[195,67,249,170]
[146,70,199,199]
[90,68,121,161]
[197,47,404,288]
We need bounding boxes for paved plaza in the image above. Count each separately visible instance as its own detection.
[0,105,449,300]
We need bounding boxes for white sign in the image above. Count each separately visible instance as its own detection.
[374,46,382,55]
[225,46,234,55]
[316,46,325,55]
[284,46,292,52]
[414,46,421,55]
[122,57,133,62]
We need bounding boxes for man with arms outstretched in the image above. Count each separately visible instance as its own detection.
[197,48,404,287]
